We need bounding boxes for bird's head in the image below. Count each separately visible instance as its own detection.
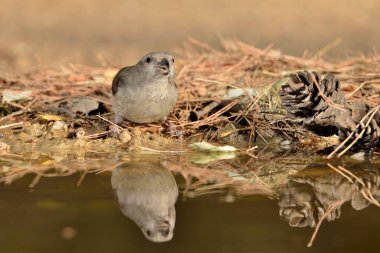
[138,52,175,82]
[139,206,176,243]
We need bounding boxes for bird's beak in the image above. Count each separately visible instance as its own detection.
[157,59,170,75]
[156,220,170,229]
[156,221,171,236]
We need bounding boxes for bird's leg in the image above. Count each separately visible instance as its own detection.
[161,117,183,139]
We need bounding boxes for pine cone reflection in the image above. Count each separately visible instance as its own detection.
[278,162,380,227]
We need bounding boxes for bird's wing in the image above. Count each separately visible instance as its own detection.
[112,66,133,95]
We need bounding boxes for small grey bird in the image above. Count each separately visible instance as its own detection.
[111,161,178,243]
[112,52,178,124]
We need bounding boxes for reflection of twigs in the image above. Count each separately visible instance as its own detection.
[359,188,380,208]
[336,165,380,208]
[188,181,234,197]
[1,162,109,186]
[77,171,87,186]
[29,174,43,188]
[327,163,354,183]
[307,200,344,247]
[309,163,380,246]
[137,146,187,153]
[328,163,380,208]
[95,161,130,174]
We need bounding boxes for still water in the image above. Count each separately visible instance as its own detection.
[0,153,379,253]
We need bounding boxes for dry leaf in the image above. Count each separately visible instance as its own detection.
[38,114,64,121]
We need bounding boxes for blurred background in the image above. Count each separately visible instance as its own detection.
[0,0,379,71]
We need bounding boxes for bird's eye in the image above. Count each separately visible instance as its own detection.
[146,230,151,236]
[172,58,175,63]
[146,57,151,63]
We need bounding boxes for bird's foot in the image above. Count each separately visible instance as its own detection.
[161,118,183,139]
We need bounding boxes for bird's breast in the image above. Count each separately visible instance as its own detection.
[113,78,177,123]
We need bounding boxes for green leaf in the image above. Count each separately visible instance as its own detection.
[2,90,32,102]
[188,141,238,152]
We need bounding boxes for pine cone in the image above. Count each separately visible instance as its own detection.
[338,103,380,151]
[280,71,380,151]
[280,71,355,136]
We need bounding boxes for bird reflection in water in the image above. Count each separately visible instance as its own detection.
[279,161,380,227]
[111,161,178,242]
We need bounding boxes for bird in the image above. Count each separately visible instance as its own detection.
[111,52,178,124]
[111,161,178,242]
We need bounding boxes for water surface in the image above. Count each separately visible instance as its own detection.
[1,153,379,253]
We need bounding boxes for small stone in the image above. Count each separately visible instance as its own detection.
[48,121,69,139]
[51,121,67,131]
[71,97,99,115]
[224,195,236,203]
[76,128,86,139]
[61,226,77,239]
[131,127,142,137]
[350,152,365,161]
[280,140,291,146]
[280,139,292,150]
[119,130,132,143]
